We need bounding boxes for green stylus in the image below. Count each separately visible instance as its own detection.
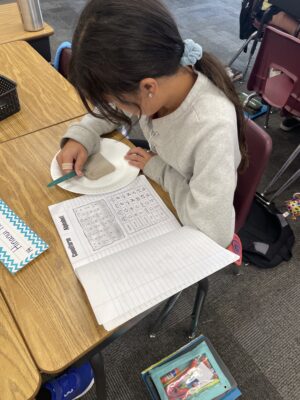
[47,170,77,188]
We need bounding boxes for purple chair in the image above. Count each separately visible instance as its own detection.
[150,118,272,339]
[59,48,72,79]
[234,118,273,233]
[247,25,300,128]
[53,43,72,79]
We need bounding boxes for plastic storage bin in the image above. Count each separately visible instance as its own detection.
[0,75,20,121]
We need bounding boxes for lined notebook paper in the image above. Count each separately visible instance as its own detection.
[49,176,238,331]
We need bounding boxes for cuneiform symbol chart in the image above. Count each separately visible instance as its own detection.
[74,200,124,251]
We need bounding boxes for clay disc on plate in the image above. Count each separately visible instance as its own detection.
[84,153,116,180]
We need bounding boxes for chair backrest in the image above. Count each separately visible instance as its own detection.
[58,48,72,79]
[247,26,300,116]
[53,42,72,79]
[234,118,272,232]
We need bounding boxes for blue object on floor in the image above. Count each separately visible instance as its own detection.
[44,362,94,400]
[244,104,268,120]
[222,388,242,400]
[142,335,241,400]
[53,41,72,71]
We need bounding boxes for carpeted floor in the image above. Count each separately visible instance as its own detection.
[2,0,299,398]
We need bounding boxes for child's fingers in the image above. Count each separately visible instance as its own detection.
[74,151,88,176]
[61,163,74,171]
[125,153,144,162]
[126,147,148,157]
[57,152,75,174]
[127,160,142,168]
[125,146,154,170]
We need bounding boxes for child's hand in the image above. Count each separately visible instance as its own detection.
[56,139,88,176]
[124,147,155,170]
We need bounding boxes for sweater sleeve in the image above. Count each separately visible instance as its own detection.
[60,113,118,156]
[143,121,239,248]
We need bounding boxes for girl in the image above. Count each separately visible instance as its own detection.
[57,0,247,248]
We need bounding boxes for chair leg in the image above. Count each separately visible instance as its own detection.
[231,263,243,276]
[264,105,272,128]
[241,51,256,81]
[188,278,209,340]
[262,144,300,196]
[228,31,258,67]
[268,169,300,202]
[90,352,106,400]
[149,292,182,339]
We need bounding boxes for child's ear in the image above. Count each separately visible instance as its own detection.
[139,78,158,99]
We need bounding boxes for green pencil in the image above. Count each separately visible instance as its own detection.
[47,170,77,188]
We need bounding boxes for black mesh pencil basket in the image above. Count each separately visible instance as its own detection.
[0,75,20,121]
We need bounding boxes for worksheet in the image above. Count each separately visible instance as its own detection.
[49,176,238,331]
[49,176,180,269]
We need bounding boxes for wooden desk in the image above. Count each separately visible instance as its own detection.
[0,2,54,60]
[0,2,54,44]
[0,41,86,143]
[0,119,174,375]
[0,291,41,400]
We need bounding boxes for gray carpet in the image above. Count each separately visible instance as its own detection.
[2,0,299,398]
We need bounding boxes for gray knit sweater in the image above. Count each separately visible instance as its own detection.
[61,72,241,247]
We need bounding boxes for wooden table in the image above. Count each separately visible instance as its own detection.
[0,119,174,384]
[0,291,40,400]
[0,2,54,60]
[0,41,86,143]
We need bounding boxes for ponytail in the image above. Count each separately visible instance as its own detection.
[195,52,248,172]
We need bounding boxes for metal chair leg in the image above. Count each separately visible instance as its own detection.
[228,31,258,67]
[149,292,182,339]
[188,278,209,340]
[90,352,106,400]
[264,105,272,128]
[242,53,254,81]
[268,169,300,202]
[262,144,300,196]
[231,263,243,276]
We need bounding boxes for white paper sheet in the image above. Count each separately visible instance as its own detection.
[76,226,238,330]
[49,176,238,331]
[49,176,180,269]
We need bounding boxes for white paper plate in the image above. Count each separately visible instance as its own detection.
[50,138,139,194]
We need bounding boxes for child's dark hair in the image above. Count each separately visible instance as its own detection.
[69,0,248,171]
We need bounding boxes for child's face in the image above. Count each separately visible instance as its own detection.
[105,78,162,117]
[106,93,160,117]
[105,95,142,116]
